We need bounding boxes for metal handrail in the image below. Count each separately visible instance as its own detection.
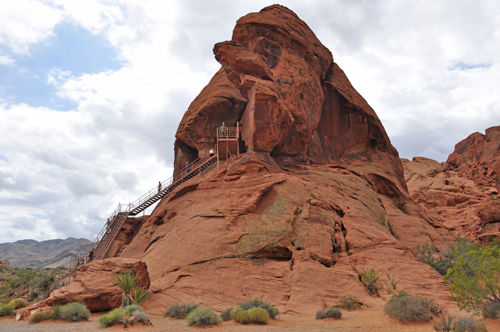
[89,154,217,259]
[217,126,238,138]
[0,256,88,303]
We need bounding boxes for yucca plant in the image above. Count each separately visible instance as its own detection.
[132,286,150,305]
[113,272,138,307]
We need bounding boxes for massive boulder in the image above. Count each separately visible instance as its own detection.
[45,258,149,312]
[403,126,500,241]
[109,5,456,316]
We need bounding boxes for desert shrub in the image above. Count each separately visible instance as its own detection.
[9,298,26,309]
[99,307,124,327]
[445,245,500,313]
[384,295,441,322]
[113,272,137,307]
[163,302,199,318]
[239,298,279,319]
[36,274,55,295]
[417,242,453,276]
[59,302,90,321]
[482,300,500,319]
[231,307,250,324]
[335,294,362,310]
[220,307,233,321]
[325,307,342,319]
[130,309,150,325]
[360,268,381,295]
[29,291,38,301]
[434,315,454,332]
[248,307,270,324]
[453,315,488,332]
[124,304,143,317]
[51,305,62,320]
[186,307,222,327]
[29,311,53,324]
[0,303,15,316]
[316,310,327,319]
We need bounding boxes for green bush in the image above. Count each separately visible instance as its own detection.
[220,307,233,321]
[29,291,38,302]
[186,307,222,327]
[360,268,381,295]
[248,307,270,324]
[453,315,488,332]
[29,311,53,324]
[163,302,199,318]
[316,310,327,319]
[9,298,26,309]
[325,307,341,319]
[335,294,362,310]
[482,300,500,319]
[433,315,454,332]
[231,308,250,324]
[239,298,279,319]
[384,295,441,322]
[59,302,90,321]
[98,307,124,327]
[445,245,500,313]
[52,305,62,320]
[124,304,143,317]
[0,303,15,316]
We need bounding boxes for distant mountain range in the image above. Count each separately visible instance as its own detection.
[0,238,92,268]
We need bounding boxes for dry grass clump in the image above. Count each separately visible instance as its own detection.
[316,307,341,320]
[220,307,233,321]
[0,303,15,317]
[186,307,222,327]
[163,302,199,319]
[384,294,442,322]
[9,298,26,309]
[334,295,362,310]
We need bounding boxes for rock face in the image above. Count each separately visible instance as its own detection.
[403,126,500,241]
[45,258,149,312]
[105,5,457,316]
[0,260,10,269]
[174,5,403,187]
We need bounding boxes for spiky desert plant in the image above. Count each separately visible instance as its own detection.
[113,272,138,307]
[132,285,150,304]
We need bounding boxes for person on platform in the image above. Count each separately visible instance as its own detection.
[220,122,227,137]
[158,181,162,194]
[186,162,191,173]
[88,248,94,262]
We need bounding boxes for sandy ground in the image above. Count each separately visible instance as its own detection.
[1,309,500,332]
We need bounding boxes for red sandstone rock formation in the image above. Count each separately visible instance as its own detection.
[45,258,149,311]
[49,5,465,316]
[0,260,10,269]
[104,5,455,316]
[403,126,500,241]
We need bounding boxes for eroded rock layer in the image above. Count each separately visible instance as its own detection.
[111,6,456,315]
[403,126,500,241]
[53,5,463,316]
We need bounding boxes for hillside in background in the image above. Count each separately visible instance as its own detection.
[0,238,91,268]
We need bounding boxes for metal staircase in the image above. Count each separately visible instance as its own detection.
[0,255,88,304]
[90,154,217,260]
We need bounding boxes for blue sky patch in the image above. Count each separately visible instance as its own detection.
[0,22,122,111]
[449,62,492,71]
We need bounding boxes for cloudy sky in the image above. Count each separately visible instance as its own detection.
[0,0,499,244]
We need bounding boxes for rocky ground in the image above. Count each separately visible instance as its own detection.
[2,310,500,332]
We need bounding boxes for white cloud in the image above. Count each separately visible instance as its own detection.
[1,0,500,243]
[0,0,61,54]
